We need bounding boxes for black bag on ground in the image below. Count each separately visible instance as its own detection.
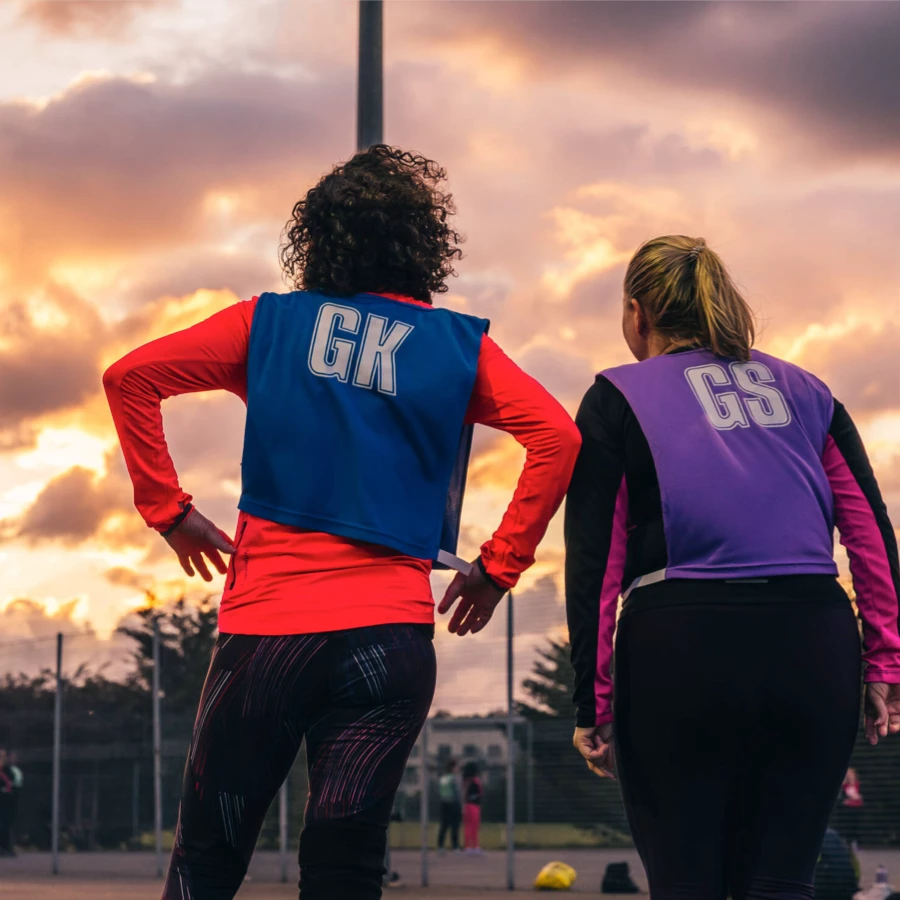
[602,861,640,894]
[814,829,859,900]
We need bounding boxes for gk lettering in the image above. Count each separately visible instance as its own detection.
[685,362,792,430]
[308,303,413,396]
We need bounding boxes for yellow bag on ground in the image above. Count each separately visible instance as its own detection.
[534,861,577,890]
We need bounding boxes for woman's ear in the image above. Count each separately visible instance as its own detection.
[631,299,650,337]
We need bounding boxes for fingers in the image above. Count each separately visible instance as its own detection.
[178,553,195,578]
[206,548,229,576]
[448,597,476,634]
[456,603,482,636]
[438,572,467,615]
[873,692,890,739]
[468,609,494,634]
[192,553,213,583]
[865,692,888,745]
[866,714,879,747]
[577,739,610,762]
[209,528,236,555]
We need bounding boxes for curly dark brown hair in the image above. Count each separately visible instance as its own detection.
[280,145,464,304]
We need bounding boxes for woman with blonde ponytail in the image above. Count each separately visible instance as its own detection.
[565,235,900,900]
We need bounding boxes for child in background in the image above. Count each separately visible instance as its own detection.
[842,768,864,853]
[437,760,462,854]
[462,762,483,855]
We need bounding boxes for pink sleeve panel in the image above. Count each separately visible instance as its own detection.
[594,476,629,724]
[824,435,900,683]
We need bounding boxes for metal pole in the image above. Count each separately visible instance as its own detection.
[357,0,383,150]
[51,632,63,875]
[152,619,163,878]
[279,779,289,883]
[132,760,140,840]
[527,720,534,825]
[420,721,429,887]
[506,593,515,890]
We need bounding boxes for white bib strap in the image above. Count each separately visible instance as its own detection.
[437,550,474,575]
[622,568,667,601]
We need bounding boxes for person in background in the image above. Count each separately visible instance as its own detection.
[0,749,14,857]
[104,144,581,900]
[566,235,900,900]
[7,753,22,852]
[437,759,462,854]
[840,768,864,853]
[383,795,403,889]
[462,762,483,855]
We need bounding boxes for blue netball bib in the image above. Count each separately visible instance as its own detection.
[240,291,488,560]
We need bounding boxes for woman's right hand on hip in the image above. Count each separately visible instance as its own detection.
[865,682,900,745]
[164,508,235,582]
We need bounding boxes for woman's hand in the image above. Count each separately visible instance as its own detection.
[865,682,900,745]
[573,723,616,779]
[164,508,235,582]
[438,560,505,636]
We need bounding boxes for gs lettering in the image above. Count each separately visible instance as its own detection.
[685,362,792,430]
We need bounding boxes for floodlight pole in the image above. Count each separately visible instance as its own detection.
[357,0,384,150]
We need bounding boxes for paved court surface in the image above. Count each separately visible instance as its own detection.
[3,848,900,898]
[0,848,646,894]
[0,881,544,900]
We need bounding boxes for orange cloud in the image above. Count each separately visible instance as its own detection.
[2,458,137,547]
[0,285,103,438]
[18,0,175,39]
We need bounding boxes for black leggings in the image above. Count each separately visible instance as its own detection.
[438,803,461,849]
[615,583,861,900]
[162,624,436,900]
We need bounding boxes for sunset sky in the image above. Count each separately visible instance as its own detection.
[2,0,899,707]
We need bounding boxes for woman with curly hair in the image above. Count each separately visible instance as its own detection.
[104,145,581,899]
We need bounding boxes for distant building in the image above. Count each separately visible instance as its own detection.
[398,714,526,794]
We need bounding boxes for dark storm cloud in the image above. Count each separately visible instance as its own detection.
[412,1,900,160]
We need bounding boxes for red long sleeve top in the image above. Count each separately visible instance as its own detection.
[104,294,581,635]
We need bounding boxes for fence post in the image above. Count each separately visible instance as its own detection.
[132,760,140,840]
[506,592,515,890]
[420,720,429,887]
[279,779,289,883]
[153,619,163,878]
[51,632,63,875]
[527,720,534,825]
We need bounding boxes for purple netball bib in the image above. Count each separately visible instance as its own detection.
[602,349,838,585]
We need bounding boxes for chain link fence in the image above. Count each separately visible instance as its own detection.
[3,587,900,893]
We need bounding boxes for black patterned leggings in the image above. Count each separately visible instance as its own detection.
[162,624,436,900]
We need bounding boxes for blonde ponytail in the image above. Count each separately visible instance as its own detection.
[624,236,755,361]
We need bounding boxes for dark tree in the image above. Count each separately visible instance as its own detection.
[518,638,576,720]
[119,592,218,714]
